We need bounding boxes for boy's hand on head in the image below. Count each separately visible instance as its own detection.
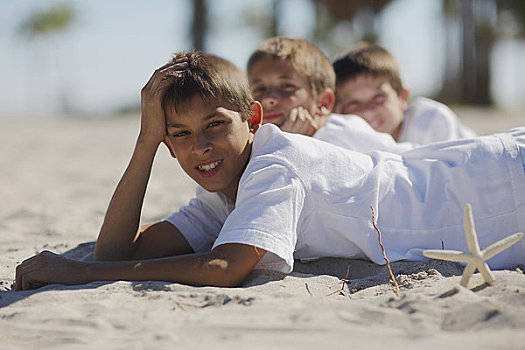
[281,107,321,137]
[139,57,189,145]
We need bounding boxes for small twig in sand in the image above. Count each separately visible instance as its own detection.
[305,283,313,295]
[254,246,270,275]
[371,205,400,296]
[328,264,351,296]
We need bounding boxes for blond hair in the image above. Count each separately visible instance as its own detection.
[247,37,335,97]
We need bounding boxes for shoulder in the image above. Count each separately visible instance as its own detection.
[316,114,414,153]
[323,113,371,129]
[248,123,366,185]
[253,123,338,160]
[405,97,457,123]
[402,97,475,143]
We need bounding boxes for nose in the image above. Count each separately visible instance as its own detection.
[260,88,278,109]
[358,108,378,123]
[192,132,212,156]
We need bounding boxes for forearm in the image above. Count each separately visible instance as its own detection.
[16,244,265,290]
[87,251,245,287]
[94,138,159,261]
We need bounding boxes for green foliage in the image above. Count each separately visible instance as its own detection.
[311,0,393,49]
[311,0,392,22]
[240,0,279,39]
[497,0,525,37]
[18,3,75,39]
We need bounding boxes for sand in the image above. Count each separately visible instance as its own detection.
[1,110,525,349]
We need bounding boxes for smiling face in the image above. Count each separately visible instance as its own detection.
[334,74,409,140]
[165,94,260,201]
[248,57,319,128]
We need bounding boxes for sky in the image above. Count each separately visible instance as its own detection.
[1,0,524,116]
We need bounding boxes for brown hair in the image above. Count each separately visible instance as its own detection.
[333,43,404,95]
[247,37,335,97]
[162,52,253,121]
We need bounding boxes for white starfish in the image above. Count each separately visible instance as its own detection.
[423,204,523,288]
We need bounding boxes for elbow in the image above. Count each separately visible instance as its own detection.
[93,246,106,262]
[92,252,109,262]
[93,245,114,261]
[204,258,248,288]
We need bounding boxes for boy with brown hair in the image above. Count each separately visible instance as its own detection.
[15,51,525,291]
[247,36,412,153]
[333,43,475,145]
[17,52,266,289]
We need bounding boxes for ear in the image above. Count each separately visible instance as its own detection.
[162,137,177,158]
[315,88,335,117]
[399,87,410,111]
[249,101,263,133]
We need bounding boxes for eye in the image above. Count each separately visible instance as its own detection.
[344,102,359,112]
[172,130,190,138]
[373,95,386,104]
[208,120,224,128]
[251,86,266,96]
[280,83,297,91]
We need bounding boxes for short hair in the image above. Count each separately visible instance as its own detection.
[247,37,335,97]
[333,43,404,95]
[162,52,253,121]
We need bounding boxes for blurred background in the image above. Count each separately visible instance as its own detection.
[1,0,525,118]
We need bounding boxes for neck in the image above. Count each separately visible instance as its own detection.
[220,140,253,202]
[392,121,403,141]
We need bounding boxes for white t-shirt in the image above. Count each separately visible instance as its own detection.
[314,113,413,153]
[399,97,476,145]
[165,124,525,273]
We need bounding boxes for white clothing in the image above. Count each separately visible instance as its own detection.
[165,124,525,273]
[399,97,476,145]
[314,113,413,153]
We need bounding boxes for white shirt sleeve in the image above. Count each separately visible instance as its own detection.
[315,114,413,153]
[399,97,476,145]
[212,162,306,273]
[163,186,234,253]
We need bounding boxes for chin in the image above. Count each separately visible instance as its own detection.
[200,183,225,193]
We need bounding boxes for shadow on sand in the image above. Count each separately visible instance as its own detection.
[1,241,468,308]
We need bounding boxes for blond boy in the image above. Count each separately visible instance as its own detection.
[247,37,335,136]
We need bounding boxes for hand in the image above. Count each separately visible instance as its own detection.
[15,251,88,291]
[281,107,323,136]
[139,57,189,145]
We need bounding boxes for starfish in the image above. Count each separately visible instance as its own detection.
[423,204,523,288]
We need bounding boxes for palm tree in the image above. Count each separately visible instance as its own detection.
[440,0,525,106]
[18,3,75,113]
[240,0,281,39]
[19,3,74,39]
[311,0,393,45]
[191,0,207,50]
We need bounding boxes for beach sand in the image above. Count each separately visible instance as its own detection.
[1,109,525,349]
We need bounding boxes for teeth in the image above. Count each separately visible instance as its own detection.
[199,161,220,171]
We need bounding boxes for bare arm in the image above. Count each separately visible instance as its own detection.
[94,58,189,261]
[15,243,266,290]
[93,139,159,260]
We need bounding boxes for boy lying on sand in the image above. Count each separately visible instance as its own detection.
[16,52,525,290]
[332,43,476,145]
